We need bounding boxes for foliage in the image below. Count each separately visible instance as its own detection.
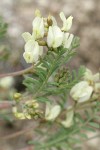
[0,11,100,150]
[0,16,9,61]
[0,16,8,38]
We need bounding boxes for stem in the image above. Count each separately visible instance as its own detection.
[67,99,99,113]
[0,65,34,78]
[0,124,34,140]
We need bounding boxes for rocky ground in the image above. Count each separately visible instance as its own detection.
[0,0,100,150]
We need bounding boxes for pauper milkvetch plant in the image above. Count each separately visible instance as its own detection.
[0,9,100,150]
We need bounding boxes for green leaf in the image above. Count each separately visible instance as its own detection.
[71,36,80,49]
[83,126,96,132]
[89,122,100,129]
[0,16,8,38]
[75,113,84,123]
[79,133,88,139]
[36,97,50,103]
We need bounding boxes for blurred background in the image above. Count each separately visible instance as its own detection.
[0,0,100,149]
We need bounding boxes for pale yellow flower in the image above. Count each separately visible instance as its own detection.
[70,81,93,102]
[60,12,73,31]
[45,103,61,121]
[22,32,34,42]
[23,40,43,63]
[47,26,63,48]
[61,106,74,128]
[35,9,41,17]
[63,33,74,48]
[94,83,100,93]
[0,76,14,89]
[12,107,25,119]
[32,17,44,39]
[83,68,100,84]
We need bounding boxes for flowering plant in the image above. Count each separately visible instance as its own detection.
[0,10,100,150]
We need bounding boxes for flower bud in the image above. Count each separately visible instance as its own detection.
[35,9,41,17]
[12,106,26,119]
[25,100,39,109]
[37,40,47,46]
[13,93,22,102]
[47,15,53,26]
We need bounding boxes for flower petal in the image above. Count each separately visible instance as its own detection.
[70,81,93,102]
[23,40,40,63]
[60,12,73,31]
[61,107,74,128]
[32,17,44,39]
[47,26,63,48]
[22,32,34,42]
[63,33,74,48]
[45,103,61,121]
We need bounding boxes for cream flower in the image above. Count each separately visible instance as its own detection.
[0,76,14,89]
[63,33,74,49]
[51,16,57,26]
[47,26,63,48]
[32,17,44,39]
[12,107,25,120]
[35,9,41,17]
[61,107,74,128]
[22,32,34,42]
[24,100,39,109]
[60,12,73,31]
[93,73,100,82]
[83,68,100,84]
[94,83,100,93]
[83,68,94,83]
[70,81,93,102]
[23,40,43,63]
[45,103,61,121]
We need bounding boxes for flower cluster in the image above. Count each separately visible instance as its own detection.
[22,10,74,64]
[12,100,41,119]
[70,68,100,103]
